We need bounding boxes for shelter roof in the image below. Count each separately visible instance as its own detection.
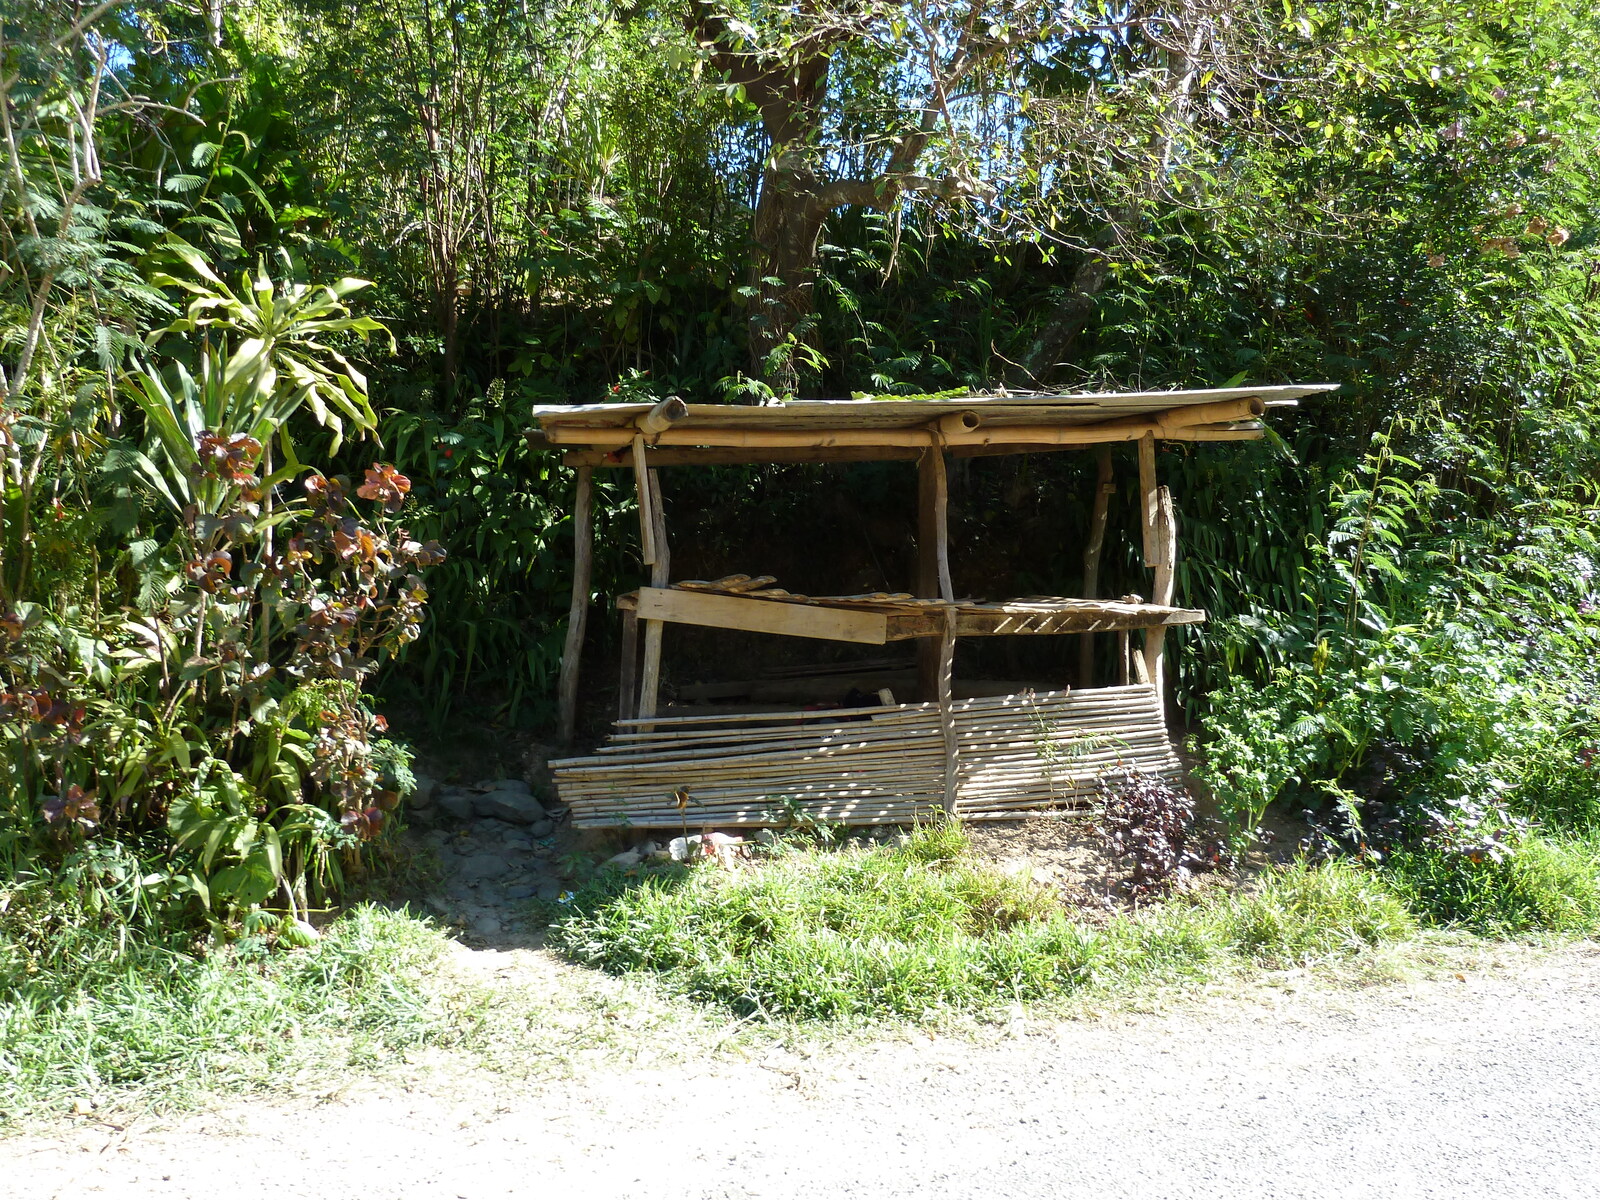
[526,382,1338,465]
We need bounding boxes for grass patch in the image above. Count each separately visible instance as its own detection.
[1382,834,1600,935]
[548,825,1417,1021]
[0,898,478,1122]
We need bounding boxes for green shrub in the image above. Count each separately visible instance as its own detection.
[1384,835,1600,935]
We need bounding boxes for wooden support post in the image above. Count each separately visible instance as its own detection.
[1143,487,1178,700]
[617,610,639,721]
[916,445,954,701]
[1078,446,1114,687]
[1137,432,1159,565]
[636,469,670,720]
[1135,430,1175,703]
[631,434,656,566]
[938,608,959,815]
[557,466,593,747]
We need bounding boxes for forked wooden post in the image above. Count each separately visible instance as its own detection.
[631,434,657,566]
[1078,446,1114,686]
[557,465,593,746]
[916,444,953,701]
[1137,432,1159,564]
[636,468,671,720]
[1136,432,1177,704]
[1143,487,1178,699]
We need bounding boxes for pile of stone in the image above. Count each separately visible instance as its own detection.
[405,775,570,939]
[407,775,555,835]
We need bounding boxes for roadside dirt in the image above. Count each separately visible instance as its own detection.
[6,940,1597,1200]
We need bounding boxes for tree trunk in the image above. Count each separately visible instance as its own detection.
[748,162,829,396]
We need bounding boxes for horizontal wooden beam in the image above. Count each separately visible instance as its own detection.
[536,397,1269,454]
[560,443,926,468]
[547,421,1266,469]
[884,606,1206,640]
[633,586,889,644]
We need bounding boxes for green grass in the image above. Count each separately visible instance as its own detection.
[548,825,1418,1020]
[1382,833,1600,935]
[0,896,479,1122]
[9,822,1595,1122]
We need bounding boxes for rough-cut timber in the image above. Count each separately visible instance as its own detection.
[622,583,1204,643]
[553,685,1180,828]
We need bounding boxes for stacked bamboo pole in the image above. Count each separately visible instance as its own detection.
[555,685,1181,828]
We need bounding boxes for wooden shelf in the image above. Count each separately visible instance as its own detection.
[617,584,1205,646]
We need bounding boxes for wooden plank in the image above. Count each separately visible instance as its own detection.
[637,469,670,720]
[557,466,593,747]
[633,587,890,644]
[885,605,1205,640]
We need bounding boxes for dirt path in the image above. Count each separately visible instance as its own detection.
[7,943,1598,1200]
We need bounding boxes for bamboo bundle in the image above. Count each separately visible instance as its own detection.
[558,684,1182,828]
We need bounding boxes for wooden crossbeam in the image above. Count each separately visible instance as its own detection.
[633,586,891,644]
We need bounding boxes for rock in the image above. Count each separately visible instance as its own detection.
[410,774,440,809]
[504,882,537,900]
[529,818,554,838]
[604,849,643,869]
[437,789,475,822]
[754,829,779,846]
[456,852,513,881]
[635,840,660,856]
[490,777,534,797]
[471,914,502,936]
[474,787,548,825]
[536,880,564,902]
[471,816,524,839]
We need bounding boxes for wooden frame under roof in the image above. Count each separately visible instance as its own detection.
[531,383,1336,828]
[528,384,1329,468]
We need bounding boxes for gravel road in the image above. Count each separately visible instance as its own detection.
[7,944,1598,1200]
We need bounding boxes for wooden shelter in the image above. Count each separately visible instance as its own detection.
[530,383,1335,828]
